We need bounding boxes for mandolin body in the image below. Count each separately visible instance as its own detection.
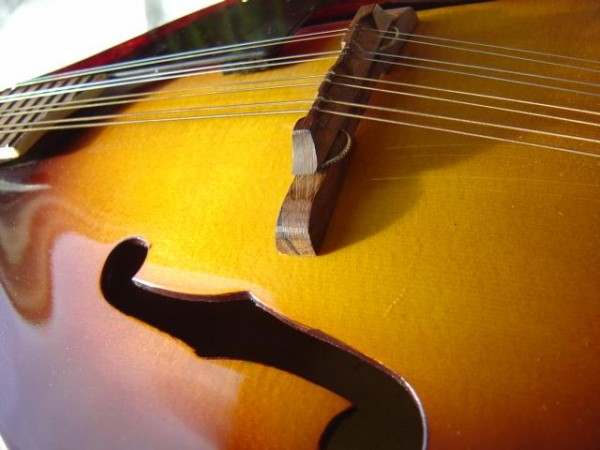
[0,0,599,448]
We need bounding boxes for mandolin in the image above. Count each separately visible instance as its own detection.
[0,0,598,449]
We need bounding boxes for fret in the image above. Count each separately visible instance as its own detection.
[0,74,106,162]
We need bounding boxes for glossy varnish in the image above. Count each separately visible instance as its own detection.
[0,0,599,448]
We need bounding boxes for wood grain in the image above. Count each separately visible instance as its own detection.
[292,6,418,174]
[0,1,598,449]
[277,6,418,256]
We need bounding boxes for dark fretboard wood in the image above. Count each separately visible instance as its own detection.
[0,74,106,162]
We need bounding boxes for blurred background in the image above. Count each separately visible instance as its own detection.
[0,0,220,89]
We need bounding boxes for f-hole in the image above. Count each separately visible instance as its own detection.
[100,237,427,449]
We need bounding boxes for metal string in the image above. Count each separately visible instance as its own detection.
[2,63,598,129]
[2,63,598,136]
[1,64,598,150]
[375,28,600,68]
[3,23,600,103]
[0,23,597,161]
[0,96,597,159]
[0,107,308,132]
[328,76,600,128]
[322,97,600,145]
[1,84,597,155]
[363,50,600,89]
[370,33,600,75]
[0,99,315,132]
[2,59,599,123]
[17,28,348,87]
[0,76,323,118]
[1,72,598,136]
[316,108,600,160]
[359,55,600,98]
[0,51,340,103]
[2,49,599,122]
[12,23,600,91]
[336,74,600,117]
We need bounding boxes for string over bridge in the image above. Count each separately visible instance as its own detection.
[276,5,418,256]
[292,5,418,175]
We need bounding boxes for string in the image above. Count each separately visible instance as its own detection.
[377,29,600,68]
[0,22,597,161]
[0,49,597,120]
[316,109,600,160]
[7,44,597,105]
[337,74,600,117]
[2,82,598,150]
[14,24,600,91]
[0,77,323,118]
[3,58,599,125]
[2,66,598,144]
[3,24,600,103]
[1,83,597,154]
[15,28,348,87]
[359,55,600,98]
[1,96,597,159]
[328,76,600,128]
[370,33,600,75]
[0,99,315,132]
[0,107,308,133]
[322,97,600,145]
[0,51,340,103]
[2,72,598,136]
[364,50,600,89]
[3,63,598,135]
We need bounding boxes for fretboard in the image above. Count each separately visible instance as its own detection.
[0,74,106,162]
